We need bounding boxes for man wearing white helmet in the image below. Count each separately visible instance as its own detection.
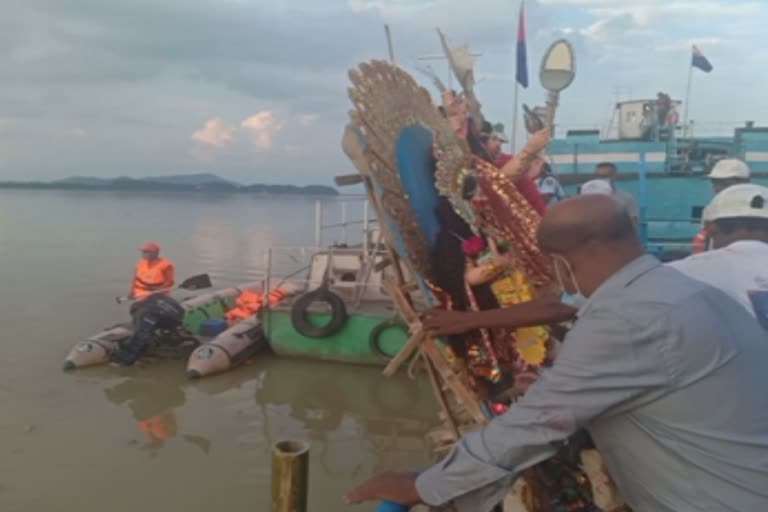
[691,158,751,253]
[594,162,639,224]
[670,183,768,329]
[578,178,638,228]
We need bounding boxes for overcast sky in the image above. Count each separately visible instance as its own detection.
[1,0,765,184]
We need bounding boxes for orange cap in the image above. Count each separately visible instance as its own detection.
[139,242,160,252]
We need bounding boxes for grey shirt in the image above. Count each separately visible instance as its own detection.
[612,187,638,221]
[416,255,768,512]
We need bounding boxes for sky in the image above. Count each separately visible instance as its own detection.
[1,0,766,185]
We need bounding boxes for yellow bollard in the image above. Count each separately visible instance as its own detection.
[271,440,310,512]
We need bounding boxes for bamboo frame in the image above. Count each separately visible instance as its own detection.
[341,62,489,446]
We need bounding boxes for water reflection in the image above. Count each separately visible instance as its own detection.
[98,357,437,477]
[104,375,212,457]
[250,359,436,475]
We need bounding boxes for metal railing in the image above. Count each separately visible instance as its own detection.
[312,196,378,249]
[258,197,385,297]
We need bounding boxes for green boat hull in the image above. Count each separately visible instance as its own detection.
[263,310,409,366]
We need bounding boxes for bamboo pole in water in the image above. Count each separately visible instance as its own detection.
[271,440,310,512]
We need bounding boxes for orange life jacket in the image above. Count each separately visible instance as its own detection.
[132,258,175,299]
[225,288,286,322]
[136,412,177,441]
[691,227,708,254]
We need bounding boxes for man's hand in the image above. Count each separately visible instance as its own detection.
[421,308,480,336]
[344,470,421,506]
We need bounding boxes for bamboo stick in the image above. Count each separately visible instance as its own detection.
[423,354,460,439]
[382,328,424,377]
[420,339,486,424]
[271,440,310,512]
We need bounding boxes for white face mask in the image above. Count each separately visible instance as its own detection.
[553,253,584,298]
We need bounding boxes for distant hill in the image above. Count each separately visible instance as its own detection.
[54,176,114,186]
[54,173,240,187]
[143,173,239,187]
[1,173,337,196]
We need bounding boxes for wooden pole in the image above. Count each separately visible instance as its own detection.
[384,25,396,64]
[271,440,310,512]
[416,49,482,94]
[545,90,559,134]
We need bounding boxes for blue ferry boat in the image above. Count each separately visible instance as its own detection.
[547,97,768,258]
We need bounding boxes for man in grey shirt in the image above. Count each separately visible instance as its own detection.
[345,195,768,512]
[594,161,639,225]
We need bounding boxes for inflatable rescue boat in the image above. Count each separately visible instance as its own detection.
[62,281,283,374]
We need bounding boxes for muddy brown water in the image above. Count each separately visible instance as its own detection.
[0,190,436,511]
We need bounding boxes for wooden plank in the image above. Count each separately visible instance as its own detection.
[420,338,487,424]
[381,278,419,324]
[373,257,392,272]
[424,354,460,439]
[382,328,424,377]
[334,173,364,186]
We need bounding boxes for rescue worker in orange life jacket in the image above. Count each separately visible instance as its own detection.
[130,242,175,300]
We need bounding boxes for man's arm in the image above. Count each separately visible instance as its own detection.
[415,308,669,511]
[422,300,577,336]
[163,262,175,289]
[129,265,139,298]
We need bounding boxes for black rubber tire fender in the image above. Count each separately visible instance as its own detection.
[369,319,409,360]
[290,288,348,338]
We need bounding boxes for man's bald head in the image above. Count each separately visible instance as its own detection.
[538,195,638,253]
[537,195,644,296]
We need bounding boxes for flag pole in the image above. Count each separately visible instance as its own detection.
[511,0,525,153]
[683,47,694,137]
[512,80,520,153]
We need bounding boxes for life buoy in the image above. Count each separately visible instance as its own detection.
[369,319,409,360]
[290,288,347,338]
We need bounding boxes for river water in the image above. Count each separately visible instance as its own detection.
[0,189,436,512]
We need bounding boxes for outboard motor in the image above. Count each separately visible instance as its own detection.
[112,294,185,366]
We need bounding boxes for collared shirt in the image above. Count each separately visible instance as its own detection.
[669,240,768,327]
[612,187,638,221]
[416,255,768,512]
[577,178,638,220]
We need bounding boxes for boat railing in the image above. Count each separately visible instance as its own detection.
[311,195,378,250]
[228,196,389,305]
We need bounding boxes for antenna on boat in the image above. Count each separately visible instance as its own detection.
[384,25,396,64]
[416,49,482,91]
